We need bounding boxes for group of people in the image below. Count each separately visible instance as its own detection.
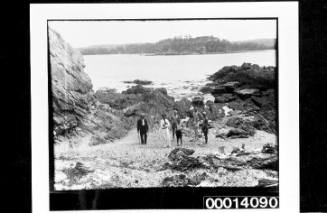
[136,108,210,147]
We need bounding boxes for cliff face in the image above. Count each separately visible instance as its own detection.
[49,28,94,136]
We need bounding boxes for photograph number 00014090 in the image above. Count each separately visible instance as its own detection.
[30,3,299,211]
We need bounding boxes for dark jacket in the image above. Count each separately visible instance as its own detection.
[201,118,209,131]
[137,119,149,133]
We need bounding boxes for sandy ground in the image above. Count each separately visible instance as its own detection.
[54,125,277,190]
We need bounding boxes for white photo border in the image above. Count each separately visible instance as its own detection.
[30,2,299,213]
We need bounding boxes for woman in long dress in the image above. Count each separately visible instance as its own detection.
[160,114,171,147]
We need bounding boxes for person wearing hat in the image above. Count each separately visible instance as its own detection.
[160,114,171,147]
[137,113,149,145]
[200,111,210,144]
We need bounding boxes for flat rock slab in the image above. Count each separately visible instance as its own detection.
[235,89,260,99]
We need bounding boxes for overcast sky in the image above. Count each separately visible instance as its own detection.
[48,20,276,48]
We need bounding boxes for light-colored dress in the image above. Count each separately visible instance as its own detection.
[160,118,171,147]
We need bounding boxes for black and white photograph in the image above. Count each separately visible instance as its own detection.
[30,2,299,212]
[49,19,279,190]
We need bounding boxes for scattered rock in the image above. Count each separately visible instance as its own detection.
[247,156,278,170]
[188,172,208,185]
[235,88,260,99]
[89,135,108,146]
[162,174,190,187]
[214,93,237,103]
[256,178,278,187]
[247,115,274,133]
[262,143,278,154]
[168,148,195,161]
[62,162,94,183]
[162,172,208,187]
[223,81,241,93]
[211,85,227,95]
[226,117,256,137]
[199,85,214,94]
[198,154,245,171]
[226,128,254,138]
[165,148,203,171]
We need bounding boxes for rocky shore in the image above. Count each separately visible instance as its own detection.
[50,28,278,189]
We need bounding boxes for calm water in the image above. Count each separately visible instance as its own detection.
[84,50,276,99]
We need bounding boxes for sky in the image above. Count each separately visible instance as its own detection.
[48,20,276,48]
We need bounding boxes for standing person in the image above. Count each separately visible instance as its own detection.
[137,114,149,145]
[160,114,171,147]
[201,112,210,144]
[171,110,179,141]
[175,118,183,146]
[192,108,200,141]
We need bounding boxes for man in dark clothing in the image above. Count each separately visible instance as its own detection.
[201,112,210,144]
[137,114,149,145]
[171,110,179,140]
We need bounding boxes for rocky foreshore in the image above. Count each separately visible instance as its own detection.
[50,28,278,189]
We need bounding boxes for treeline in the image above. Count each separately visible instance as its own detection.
[79,36,276,55]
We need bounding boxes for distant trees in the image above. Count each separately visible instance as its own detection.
[79,36,276,55]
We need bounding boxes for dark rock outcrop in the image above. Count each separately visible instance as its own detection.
[214,93,237,103]
[49,28,94,137]
[226,117,256,137]
[94,85,176,128]
[208,63,275,90]
[95,88,141,110]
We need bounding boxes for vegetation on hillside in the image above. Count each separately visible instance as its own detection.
[79,36,276,55]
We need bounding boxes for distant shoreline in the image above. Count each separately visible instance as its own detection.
[81,48,275,56]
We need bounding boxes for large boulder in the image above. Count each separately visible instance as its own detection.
[49,28,93,136]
